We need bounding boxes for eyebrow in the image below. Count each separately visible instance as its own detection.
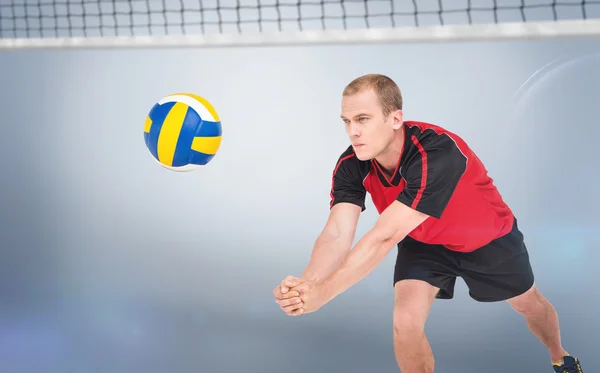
[340,113,370,119]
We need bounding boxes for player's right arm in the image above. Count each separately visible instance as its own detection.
[300,201,362,284]
[275,203,361,315]
[275,148,367,315]
[301,147,367,283]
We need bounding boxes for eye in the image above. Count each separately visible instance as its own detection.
[359,117,367,122]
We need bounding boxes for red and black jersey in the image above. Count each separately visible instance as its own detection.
[330,121,514,253]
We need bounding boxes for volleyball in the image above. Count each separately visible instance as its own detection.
[143,93,222,172]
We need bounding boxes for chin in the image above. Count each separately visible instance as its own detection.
[353,147,373,161]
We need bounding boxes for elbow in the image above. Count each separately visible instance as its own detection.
[370,227,405,252]
[389,228,408,246]
[321,224,344,242]
[322,220,356,243]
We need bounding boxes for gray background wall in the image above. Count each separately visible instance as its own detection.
[1,1,600,373]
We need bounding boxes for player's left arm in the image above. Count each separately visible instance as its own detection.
[319,135,467,303]
[319,200,429,302]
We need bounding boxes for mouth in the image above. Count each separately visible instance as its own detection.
[353,144,365,148]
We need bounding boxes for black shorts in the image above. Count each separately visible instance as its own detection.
[393,217,535,302]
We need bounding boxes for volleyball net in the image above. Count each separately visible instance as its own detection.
[1,0,600,49]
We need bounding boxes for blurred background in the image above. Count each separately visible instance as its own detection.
[1,1,599,372]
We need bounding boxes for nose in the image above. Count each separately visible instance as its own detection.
[347,121,361,137]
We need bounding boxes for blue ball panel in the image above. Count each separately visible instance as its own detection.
[172,106,201,167]
[146,101,176,161]
[144,132,150,152]
[189,150,216,166]
[196,120,222,137]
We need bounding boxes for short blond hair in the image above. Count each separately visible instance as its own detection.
[342,74,403,116]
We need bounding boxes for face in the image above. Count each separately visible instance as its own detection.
[340,89,403,161]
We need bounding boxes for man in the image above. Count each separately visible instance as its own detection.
[272,74,584,373]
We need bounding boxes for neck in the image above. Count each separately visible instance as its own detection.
[374,125,405,174]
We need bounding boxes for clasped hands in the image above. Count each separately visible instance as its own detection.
[273,275,329,316]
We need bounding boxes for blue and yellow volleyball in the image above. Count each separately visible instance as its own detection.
[143,93,222,172]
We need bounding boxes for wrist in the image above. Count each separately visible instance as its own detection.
[301,271,322,284]
[319,275,340,303]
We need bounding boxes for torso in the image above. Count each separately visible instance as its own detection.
[330,121,515,252]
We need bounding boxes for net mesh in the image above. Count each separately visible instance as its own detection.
[1,0,600,45]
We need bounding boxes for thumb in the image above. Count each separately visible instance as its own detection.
[281,276,300,293]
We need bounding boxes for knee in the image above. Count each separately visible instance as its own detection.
[508,284,545,316]
[393,308,426,345]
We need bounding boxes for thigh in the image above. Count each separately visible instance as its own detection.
[459,218,535,302]
[393,279,440,329]
[394,237,461,300]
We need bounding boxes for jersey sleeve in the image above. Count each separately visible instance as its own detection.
[330,147,367,211]
[396,134,467,219]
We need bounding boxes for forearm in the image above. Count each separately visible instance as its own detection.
[301,231,353,284]
[321,229,399,302]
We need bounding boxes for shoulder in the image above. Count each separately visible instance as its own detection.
[333,145,371,179]
[404,121,464,148]
[330,146,369,211]
[401,121,468,181]
[396,122,472,218]
[403,121,468,165]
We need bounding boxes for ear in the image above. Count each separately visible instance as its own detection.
[391,109,403,129]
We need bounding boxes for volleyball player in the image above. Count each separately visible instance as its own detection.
[273,74,584,373]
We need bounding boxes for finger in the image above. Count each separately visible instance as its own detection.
[289,283,308,295]
[281,302,302,313]
[281,301,304,314]
[288,307,305,316]
[273,286,281,298]
[280,290,300,300]
[275,295,302,307]
[283,277,301,289]
[273,286,299,299]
